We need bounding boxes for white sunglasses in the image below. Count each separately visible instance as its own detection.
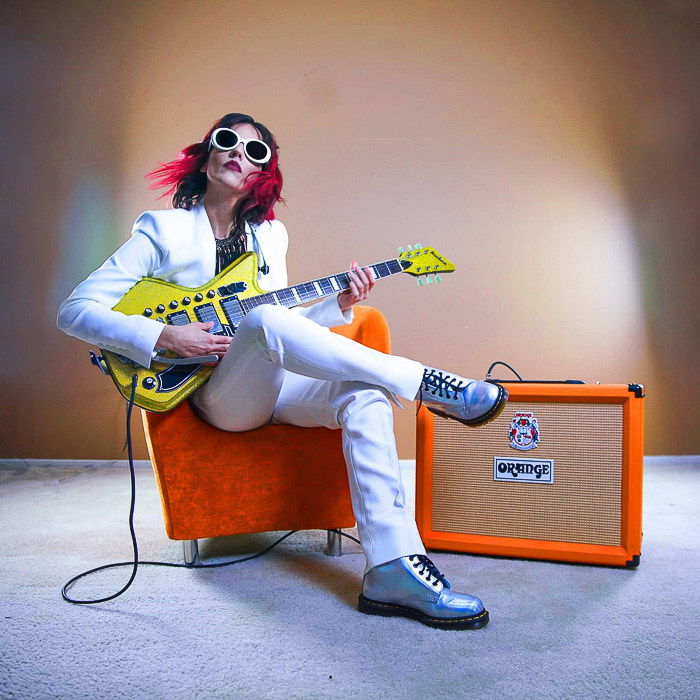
[208,127,272,165]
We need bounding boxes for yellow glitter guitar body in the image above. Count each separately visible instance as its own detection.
[96,246,455,412]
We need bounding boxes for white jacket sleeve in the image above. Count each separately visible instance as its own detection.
[269,221,354,328]
[56,213,168,369]
[298,294,354,328]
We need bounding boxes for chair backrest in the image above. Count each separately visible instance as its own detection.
[330,304,391,353]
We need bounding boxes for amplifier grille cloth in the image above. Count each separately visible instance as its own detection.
[432,402,623,545]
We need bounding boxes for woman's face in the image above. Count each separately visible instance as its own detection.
[201,122,265,196]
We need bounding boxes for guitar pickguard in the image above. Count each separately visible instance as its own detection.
[155,362,205,392]
[101,252,263,412]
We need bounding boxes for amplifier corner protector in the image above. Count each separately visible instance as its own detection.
[626,553,641,568]
[628,383,645,398]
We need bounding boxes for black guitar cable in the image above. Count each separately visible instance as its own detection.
[485,361,524,381]
[61,373,361,605]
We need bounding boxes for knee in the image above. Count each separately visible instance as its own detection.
[239,303,289,332]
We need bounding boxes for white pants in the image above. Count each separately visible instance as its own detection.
[190,304,427,571]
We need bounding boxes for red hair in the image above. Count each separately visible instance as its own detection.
[146,114,284,226]
[146,141,206,199]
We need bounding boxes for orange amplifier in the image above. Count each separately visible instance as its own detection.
[416,382,644,567]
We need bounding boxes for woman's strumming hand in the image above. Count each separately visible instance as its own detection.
[156,322,232,366]
[338,261,375,312]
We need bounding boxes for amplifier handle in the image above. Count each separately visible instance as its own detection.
[491,379,586,384]
[485,361,584,384]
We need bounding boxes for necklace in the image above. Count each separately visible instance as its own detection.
[215,234,247,274]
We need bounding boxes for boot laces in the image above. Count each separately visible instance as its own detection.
[416,369,470,416]
[421,369,467,400]
[407,555,448,588]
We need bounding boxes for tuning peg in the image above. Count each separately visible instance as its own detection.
[434,274,442,283]
[415,242,423,249]
[426,275,434,284]
[417,278,425,287]
[406,244,413,252]
[397,246,404,254]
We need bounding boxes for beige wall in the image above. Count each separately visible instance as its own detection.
[1,0,698,459]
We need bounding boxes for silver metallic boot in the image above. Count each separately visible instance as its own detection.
[359,554,489,630]
[417,367,508,427]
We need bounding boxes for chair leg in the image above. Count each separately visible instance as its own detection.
[325,529,342,557]
[183,539,200,565]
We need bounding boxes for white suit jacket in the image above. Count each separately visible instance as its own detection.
[57,204,352,368]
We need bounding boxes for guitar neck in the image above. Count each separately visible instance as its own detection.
[238,258,407,313]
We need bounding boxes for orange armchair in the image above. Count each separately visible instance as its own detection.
[141,305,391,564]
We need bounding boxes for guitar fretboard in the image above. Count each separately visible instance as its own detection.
[238,258,406,313]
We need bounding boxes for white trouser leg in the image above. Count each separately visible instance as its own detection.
[191,304,423,431]
[272,376,427,572]
[190,304,427,569]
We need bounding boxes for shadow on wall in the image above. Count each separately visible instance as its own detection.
[590,2,700,455]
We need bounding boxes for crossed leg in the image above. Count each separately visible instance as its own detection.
[189,304,426,568]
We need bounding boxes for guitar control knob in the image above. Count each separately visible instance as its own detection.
[182,296,191,305]
[169,300,179,309]
[143,308,153,317]
[156,304,165,313]
[194,293,203,302]
[142,377,156,390]
[207,290,216,298]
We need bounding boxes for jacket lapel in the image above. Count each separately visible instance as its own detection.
[193,204,217,282]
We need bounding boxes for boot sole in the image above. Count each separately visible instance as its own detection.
[358,594,489,630]
[427,382,509,428]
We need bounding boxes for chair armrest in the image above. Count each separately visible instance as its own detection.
[331,305,391,354]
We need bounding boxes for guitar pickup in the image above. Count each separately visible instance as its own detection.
[166,310,191,325]
[194,302,225,334]
[217,281,247,296]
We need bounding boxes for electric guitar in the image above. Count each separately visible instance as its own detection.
[91,245,455,412]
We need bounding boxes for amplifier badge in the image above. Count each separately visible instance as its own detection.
[509,411,540,451]
[494,457,554,484]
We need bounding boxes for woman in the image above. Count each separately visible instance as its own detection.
[57,112,507,630]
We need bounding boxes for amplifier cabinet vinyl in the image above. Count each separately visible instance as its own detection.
[416,383,644,567]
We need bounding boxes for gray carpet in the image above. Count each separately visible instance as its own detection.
[0,457,698,699]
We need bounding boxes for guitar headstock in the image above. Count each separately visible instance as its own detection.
[398,244,456,285]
